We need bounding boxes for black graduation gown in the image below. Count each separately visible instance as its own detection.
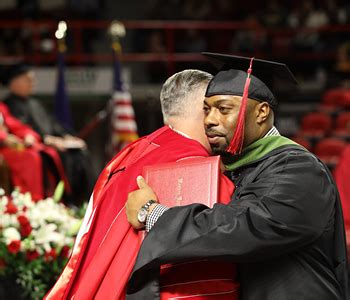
[3,94,95,203]
[3,94,66,137]
[127,145,349,300]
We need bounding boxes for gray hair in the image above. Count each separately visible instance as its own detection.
[160,69,213,122]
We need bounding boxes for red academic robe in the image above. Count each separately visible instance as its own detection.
[158,172,239,300]
[334,146,350,259]
[0,103,69,200]
[45,126,237,300]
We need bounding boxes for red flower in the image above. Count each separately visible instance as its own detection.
[26,250,39,261]
[17,215,32,237]
[7,240,21,254]
[20,223,32,237]
[5,201,18,214]
[17,215,30,226]
[60,245,71,258]
[44,249,57,261]
[0,258,6,271]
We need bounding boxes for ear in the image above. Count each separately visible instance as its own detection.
[256,102,270,125]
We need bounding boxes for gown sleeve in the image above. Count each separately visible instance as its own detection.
[0,103,41,141]
[128,150,337,291]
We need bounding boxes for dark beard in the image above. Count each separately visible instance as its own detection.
[220,151,237,166]
[210,138,230,155]
[211,146,228,155]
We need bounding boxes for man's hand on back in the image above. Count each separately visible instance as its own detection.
[126,176,158,230]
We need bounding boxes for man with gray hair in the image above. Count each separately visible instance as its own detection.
[159,69,213,151]
[45,69,237,299]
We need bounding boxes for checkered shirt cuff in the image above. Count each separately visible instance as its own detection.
[145,204,169,232]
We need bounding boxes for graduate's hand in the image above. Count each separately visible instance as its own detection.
[44,135,67,152]
[24,134,36,147]
[63,135,87,150]
[126,176,158,230]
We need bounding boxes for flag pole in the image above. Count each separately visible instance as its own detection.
[77,21,127,140]
[55,21,67,53]
[54,21,72,129]
[110,21,126,92]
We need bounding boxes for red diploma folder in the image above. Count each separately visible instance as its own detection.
[142,156,220,208]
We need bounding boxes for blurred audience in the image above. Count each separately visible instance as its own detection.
[292,0,329,52]
[0,0,349,80]
[176,29,207,53]
[180,0,210,20]
[260,0,287,27]
[230,13,263,54]
[137,0,349,82]
[146,0,181,20]
[0,63,95,205]
[146,30,167,83]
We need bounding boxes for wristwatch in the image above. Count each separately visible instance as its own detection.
[137,200,157,224]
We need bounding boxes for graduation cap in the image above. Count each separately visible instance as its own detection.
[203,52,297,155]
[203,52,298,108]
[0,62,30,86]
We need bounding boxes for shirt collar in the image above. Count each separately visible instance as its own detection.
[264,126,280,137]
[168,125,192,139]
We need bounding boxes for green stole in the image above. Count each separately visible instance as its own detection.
[224,135,301,171]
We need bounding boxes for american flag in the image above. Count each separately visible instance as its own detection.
[109,49,138,155]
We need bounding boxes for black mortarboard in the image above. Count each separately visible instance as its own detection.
[203,52,298,108]
[203,52,298,155]
[0,63,30,86]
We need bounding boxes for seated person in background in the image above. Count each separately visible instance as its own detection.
[0,102,68,200]
[0,62,95,204]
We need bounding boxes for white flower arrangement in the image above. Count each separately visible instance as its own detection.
[0,188,83,299]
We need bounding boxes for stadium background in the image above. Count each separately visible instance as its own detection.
[0,0,349,173]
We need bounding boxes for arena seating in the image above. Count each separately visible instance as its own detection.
[292,88,350,171]
[314,138,347,169]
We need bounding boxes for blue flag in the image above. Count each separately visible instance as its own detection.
[55,51,72,129]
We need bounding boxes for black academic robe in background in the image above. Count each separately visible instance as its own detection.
[127,145,349,300]
[3,94,95,204]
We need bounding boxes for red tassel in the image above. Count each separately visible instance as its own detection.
[226,58,254,155]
